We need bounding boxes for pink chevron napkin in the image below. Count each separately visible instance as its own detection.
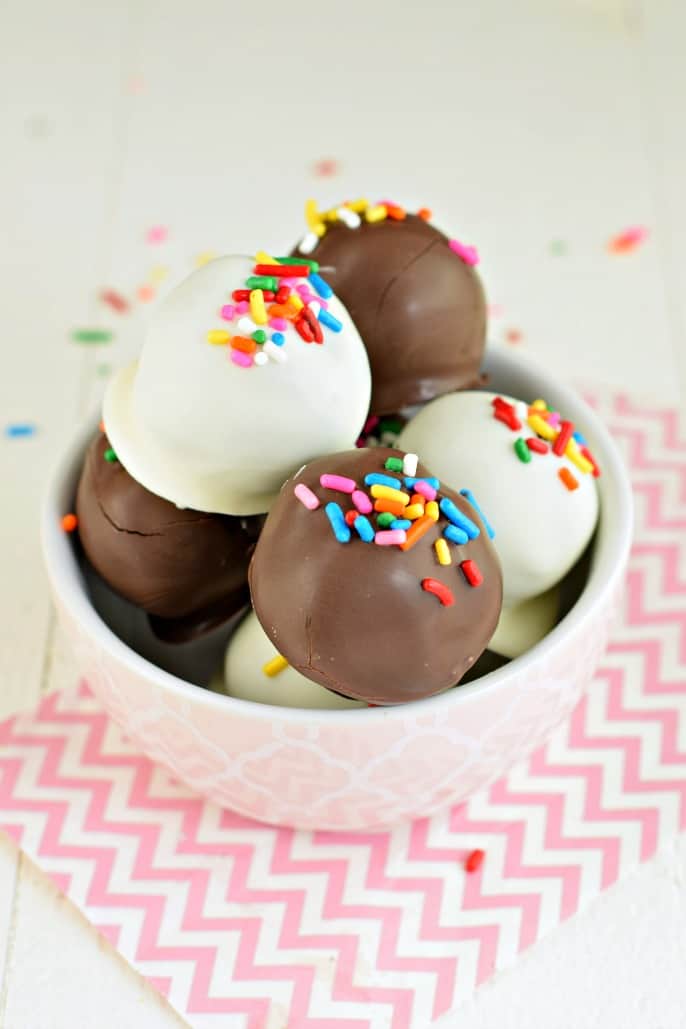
[1,393,684,1029]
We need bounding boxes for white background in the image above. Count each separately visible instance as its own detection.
[1,0,686,1025]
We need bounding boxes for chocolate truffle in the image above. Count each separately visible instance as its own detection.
[292,203,487,414]
[249,447,503,705]
[76,433,262,623]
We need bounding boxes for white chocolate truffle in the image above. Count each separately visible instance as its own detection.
[104,256,371,515]
[397,391,599,605]
[489,586,560,659]
[224,611,366,709]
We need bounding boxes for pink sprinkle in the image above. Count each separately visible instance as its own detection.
[294,483,320,510]
[449,238,480,266]
[269,317,288,331]
[279,277,299,288]
[352,489,373,514]
[220,304,235,321]
[363,414,380,435]
[320,473,356,494]
[547,411,561,428]
[413,480,437,501]
[235,300,249,314]
[296,285,311,296]
[230,349,253,368]
[375,529,407,546]
[146,225,167,245]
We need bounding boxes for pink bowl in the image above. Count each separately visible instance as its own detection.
[41,349,633,830]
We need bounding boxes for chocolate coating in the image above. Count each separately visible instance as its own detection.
[249,448,502,705]
[293,214,487,414]
[76,434,262,623]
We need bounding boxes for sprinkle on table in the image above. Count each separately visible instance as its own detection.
[71,328,113,345]
[5,423,36,439]
[263,655,289,678]
[464,848,485,873]
[145,225,167,244]
[100,289,130,314]
[607,226,649,254]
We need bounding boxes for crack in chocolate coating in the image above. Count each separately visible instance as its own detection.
[249,448,503,705]
[293,214,487,414]
[76,433,262,621]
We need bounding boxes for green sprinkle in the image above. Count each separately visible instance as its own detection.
[103,447,118,463]
[514,438,532,463]
[384,457,404,473]
[550,239,568,256]
[377,512,395,528]
[379,416,404,435]
[246,275,278,291]
[96,362,112,377]
[276,256,319,272]
[251,330,267,344]
[71,328,113,344]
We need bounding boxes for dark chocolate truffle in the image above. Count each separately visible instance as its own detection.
[249,448,502,705]
[76,433,262,623]
[292,209,487,414]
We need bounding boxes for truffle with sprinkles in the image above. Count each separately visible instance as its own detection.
[249,447,503,705]
[290,198,487,414]
[398,391,600,607]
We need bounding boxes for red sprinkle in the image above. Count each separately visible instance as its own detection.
[465,849,485,874]
[100,289,129,313]
[276,285,290,304]
[492,396,522,431]
[232,289,275,302]
[526,436,548,454]
[255,263,310,278]
[421,578,455,606]
[344,509,358,527]
[553,419,574,456]
[295,317,314,342]
[61,513,78,533]
[302,305,324,343]
[460,559,483,587]
[581,446,601,477]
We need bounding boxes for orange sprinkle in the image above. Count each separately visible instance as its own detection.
[373,498,409,518]
[410,493,425,507]
[61,513,78,533]
[98,420,105,433]
[559,467,579,491]
[231,336,257,354]
[268,303,297,321]
[386,204,406,221]
[400,515,434,551]
[417,207,432,221]
[137,284,155,304]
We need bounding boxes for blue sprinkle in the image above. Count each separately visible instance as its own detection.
[309,272,333,299]
[325,502,351,543]
[271,331,285,346]
[390,518,411,531]
[404,476,440,490]
[444,524,469,545]
[459,488,495,539]
[364,473,401,488]
[572,430,587,445]
[353,515,375,542]
[317,308,343,333]
[5,423,37,438]
[439,497,480,539]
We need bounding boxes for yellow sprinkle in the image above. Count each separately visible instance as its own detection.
[263,655,289,678]
[207,329,230,345]
[321,208,339,222]
[286,293,304,313]
[313,222,326,237]
[531,398,548,411]
[346,197,370,213]
[250,289,267,325]
[305,198,323,231]
[255,250,278,265]
[370,484,410,506]
[434,539,451,566]
[149,265,169,284]
[425,500,439,521]
[404,503,426,520]
[527,413,557,441]
[565,445,594,475]
[195,250,217,267]
[366,204,387,223]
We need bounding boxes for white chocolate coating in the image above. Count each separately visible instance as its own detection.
[224,611,365,709]
[489,586,560,659]
[104,256,371,515]
[397,391,599,605]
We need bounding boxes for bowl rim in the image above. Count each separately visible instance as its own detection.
[42,347,634,724]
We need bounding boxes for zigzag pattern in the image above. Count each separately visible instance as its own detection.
[0,393,685,1029]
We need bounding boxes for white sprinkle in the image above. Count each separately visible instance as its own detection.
[336,207,361,228]
[403,452,419,477]
[254,351,268,366]
[238,316,258,334]
[298,231,319,255]
[307,300,321,318]
[265,340,288,363]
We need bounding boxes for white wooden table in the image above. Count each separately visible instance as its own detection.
[1,0,685,1025]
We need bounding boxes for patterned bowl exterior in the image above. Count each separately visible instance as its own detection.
[42,350,633,830]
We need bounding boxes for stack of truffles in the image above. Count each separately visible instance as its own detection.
[73,198,601,708]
